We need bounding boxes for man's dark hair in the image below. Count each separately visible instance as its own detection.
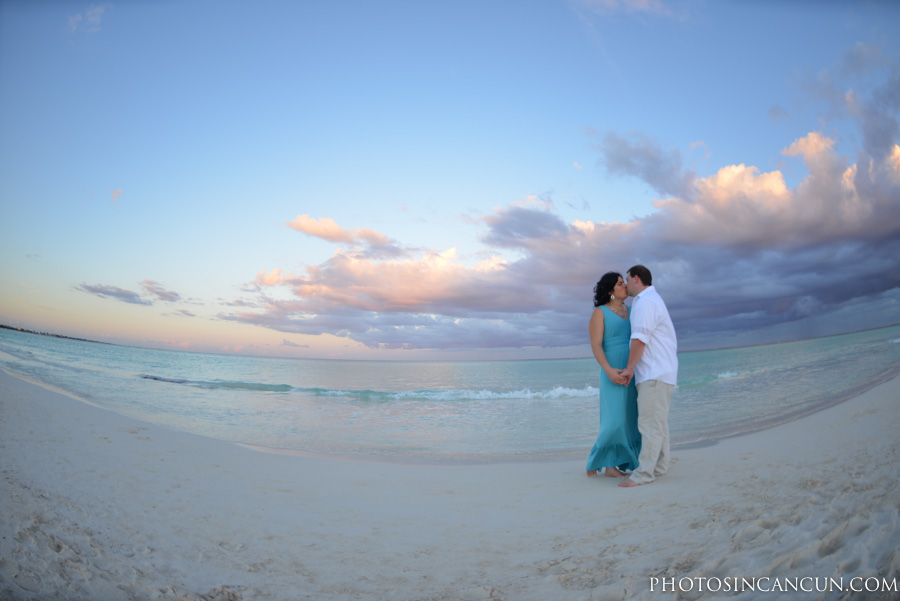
[627,264,652,286]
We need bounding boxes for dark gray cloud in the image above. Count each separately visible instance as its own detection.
[596,131,695,199]
[852,67,900,162]
[480,206,570,249]
[76,280,184,307]
[836,42,888,81]
[76,284,150,306]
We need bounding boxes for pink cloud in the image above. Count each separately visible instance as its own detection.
[287,214,393,247]
[254,268,288,287]
[643,131,900,249]
[278,247,525,315]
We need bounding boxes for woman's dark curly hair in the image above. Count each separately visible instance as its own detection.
[593,272,621,307]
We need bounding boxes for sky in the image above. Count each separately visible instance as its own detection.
[1,0,899,360]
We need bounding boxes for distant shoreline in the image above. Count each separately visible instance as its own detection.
[0,324,111,346]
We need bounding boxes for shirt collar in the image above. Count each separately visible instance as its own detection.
[635,285,655,299]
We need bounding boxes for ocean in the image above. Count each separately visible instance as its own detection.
[1,324,899,463]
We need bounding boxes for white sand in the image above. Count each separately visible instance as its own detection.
[1,368,899,601]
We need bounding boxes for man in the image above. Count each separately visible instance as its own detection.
[617,265,678,488]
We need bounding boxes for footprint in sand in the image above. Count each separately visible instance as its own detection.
[817,517,870,557]
[118,427,148,435]
[218,541,246,552]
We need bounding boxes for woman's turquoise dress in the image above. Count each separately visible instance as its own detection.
[586,305,641,473]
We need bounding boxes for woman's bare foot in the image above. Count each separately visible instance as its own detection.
[586,469,599,477]
[604,467,627,478]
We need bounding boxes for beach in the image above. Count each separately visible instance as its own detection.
[1,368,899,601]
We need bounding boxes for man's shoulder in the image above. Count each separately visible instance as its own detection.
[637,286,664,304]
[632,287,670,321]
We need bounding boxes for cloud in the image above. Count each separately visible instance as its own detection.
[800,41,899,152]
[280,339,309,348]
[69,4,110,34]
[76,284,151,306]
[221,131,900,351]
[222,209,617,349]
[218,57,900,352]
[76,280,183,306]
[140,280,181,303]
[643,130,884,250]
[768,105,790,121]
[480,205,569,249]
[112,189,123,201]
[272,245,519,316]
[286,214,407,258]
[689,140,710,160]
[221,298,260,308]
[595,131,696,199]
[253,268,292,288]
[836,42,888,80]
[847,71,900,162]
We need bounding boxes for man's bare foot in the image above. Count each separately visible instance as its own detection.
[604,467,626,478]
[617,478,642,488]
[586,469,599,477]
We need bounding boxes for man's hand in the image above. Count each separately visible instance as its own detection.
[618,366,634,386]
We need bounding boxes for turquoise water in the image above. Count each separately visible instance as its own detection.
[1,324,899,461]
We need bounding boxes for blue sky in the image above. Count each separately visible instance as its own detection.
[1,0,899,359]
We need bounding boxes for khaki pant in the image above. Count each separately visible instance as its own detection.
[630,380,673,484]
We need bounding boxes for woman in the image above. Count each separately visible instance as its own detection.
[586,272,641,478]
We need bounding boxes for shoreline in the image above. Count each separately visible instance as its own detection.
[2,368,899,600]
[669,360,900,452]
[5,363,900,466]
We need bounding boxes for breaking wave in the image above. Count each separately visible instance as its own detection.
[139,373,596,402]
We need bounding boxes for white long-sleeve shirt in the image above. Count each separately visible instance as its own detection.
[630,285,678,386]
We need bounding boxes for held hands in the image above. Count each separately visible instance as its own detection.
[606,366,629,386]
[617,367,634,387]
